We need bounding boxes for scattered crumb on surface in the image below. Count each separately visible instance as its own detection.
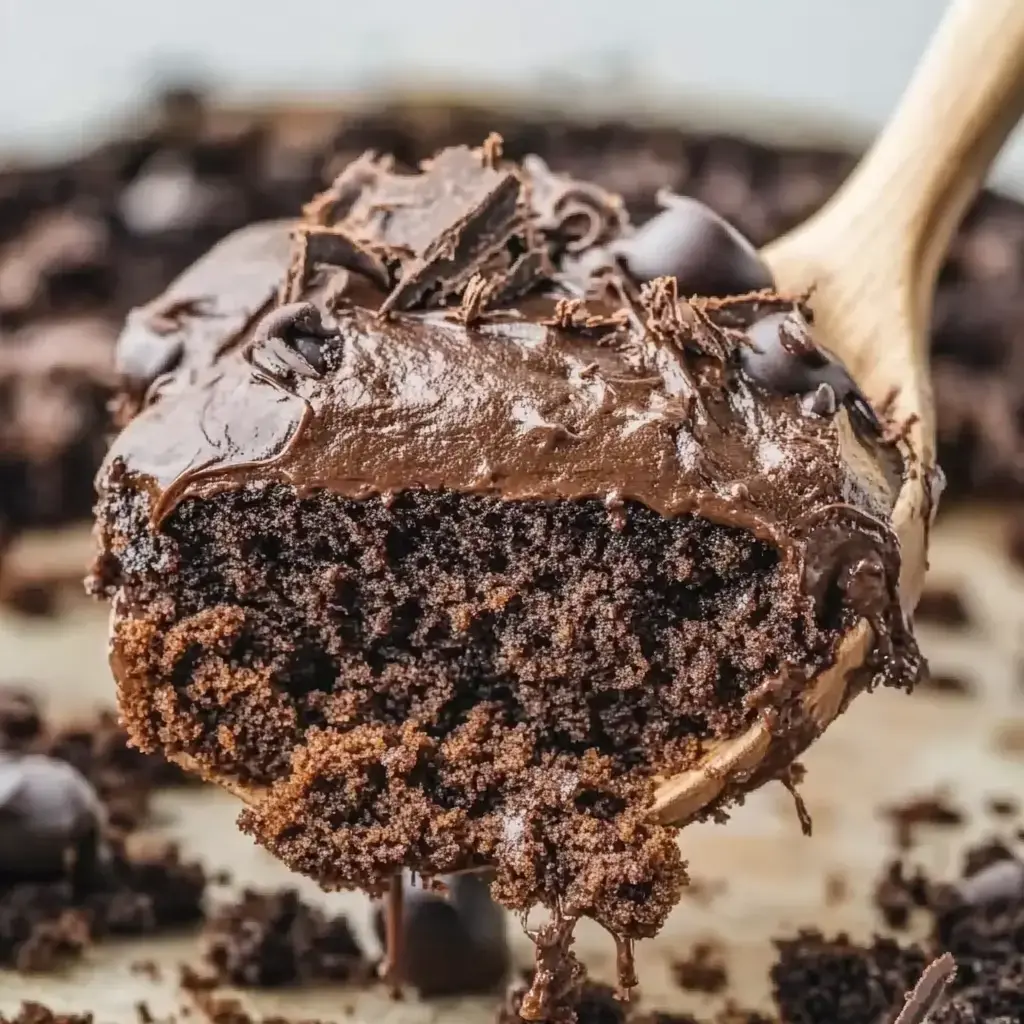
[202,888,368,987]
[882,792,965,850]
[985,795,1019,817]
[872,860,933,930]
[992,719,1024,756]
[671,941,728,995]
[913,587,971,628]
[0,1005,94,1024]
[918,671,973,697]
[823,873,848,907]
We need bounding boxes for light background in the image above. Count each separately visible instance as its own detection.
[1,0,1023,193]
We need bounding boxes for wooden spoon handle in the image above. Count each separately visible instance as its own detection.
[824,0,1024,299]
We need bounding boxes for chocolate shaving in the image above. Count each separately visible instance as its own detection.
[892,954,956,1024]
[302,151,389,227]
[452,273,495,325]
[523,155,628,253]
[302,226,390,290]
[480,132,504,169]
[542,297,628,335]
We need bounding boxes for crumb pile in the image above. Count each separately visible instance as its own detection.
[773,839,1024,1024]
[91,136,921,1011]
[202,888,366,987]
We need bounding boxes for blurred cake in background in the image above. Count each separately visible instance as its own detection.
[1,86,1022,609]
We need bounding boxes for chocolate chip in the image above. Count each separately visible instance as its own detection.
[0,752,103,886]
[372,872,510,996]
[250,301,337,380]
[956,857,1024,907]
[741,311,881,431]
[612,194,775,297]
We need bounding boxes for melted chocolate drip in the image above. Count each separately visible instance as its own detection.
[520,914,585,1024]
[379,873,404,997]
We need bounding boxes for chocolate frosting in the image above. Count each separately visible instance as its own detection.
[100,140,904,585]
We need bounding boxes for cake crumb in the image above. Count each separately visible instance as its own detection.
[882,792,964,849]
[671,941,728,994]
[202,888,368,987]
[913,587,970,628]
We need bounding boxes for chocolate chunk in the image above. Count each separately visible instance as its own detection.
[372,872,510,996]
[741,311,881,431]
[611,194,774,297]
[379,171,524,312]
[0,753,102,886]
[302,226,390,290]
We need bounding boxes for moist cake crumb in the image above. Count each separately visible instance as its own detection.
[770,931,927,1024]
[92,137,921,1013]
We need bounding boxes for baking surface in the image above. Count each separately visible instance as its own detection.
[1,506,1022,1020]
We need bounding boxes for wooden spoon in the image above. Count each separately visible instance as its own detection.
[171,0,1024,841]
[651,0,1024,827]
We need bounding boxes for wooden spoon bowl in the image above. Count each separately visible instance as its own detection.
[652,0,1024,827]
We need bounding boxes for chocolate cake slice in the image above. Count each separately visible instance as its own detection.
[90,138,921,1007]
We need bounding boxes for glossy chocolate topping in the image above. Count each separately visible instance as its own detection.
[100,139,904,571]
